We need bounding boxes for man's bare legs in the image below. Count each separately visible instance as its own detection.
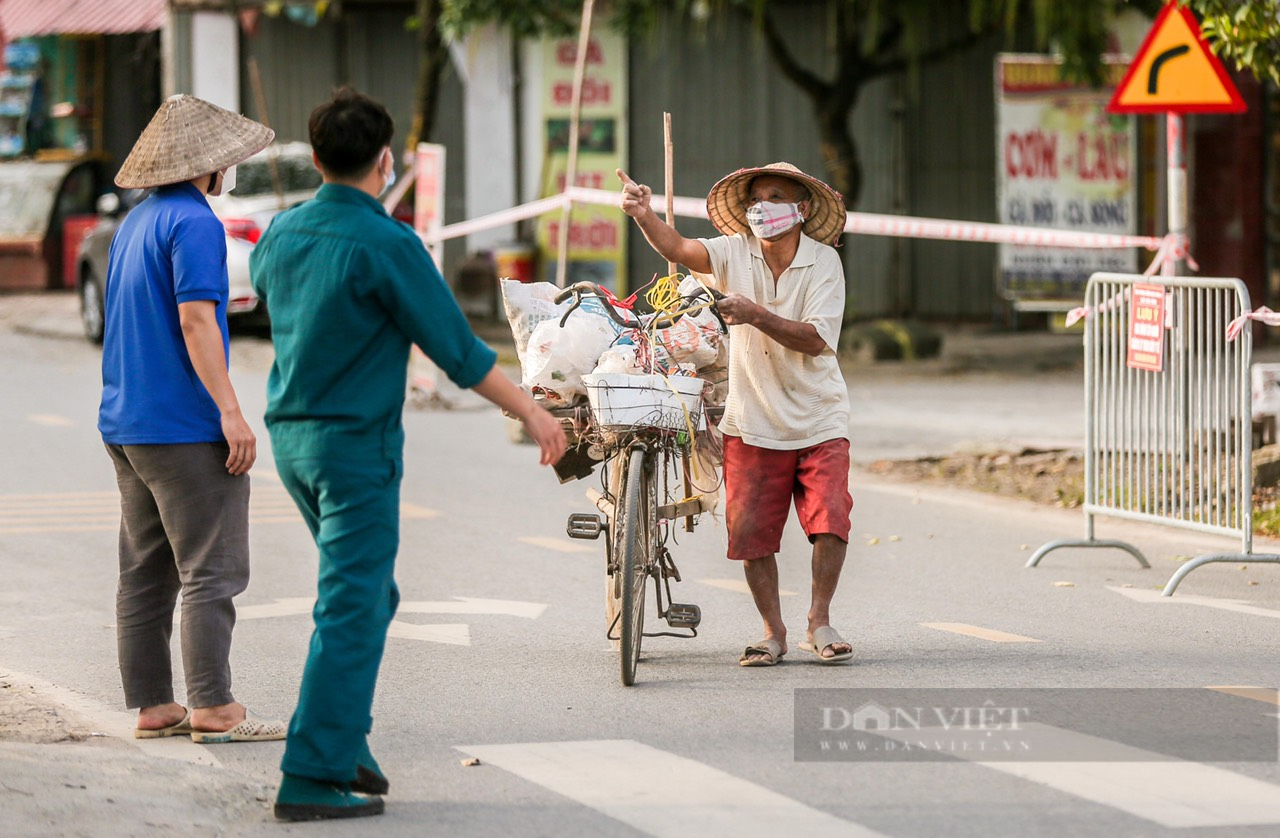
[741,555,787,663]
[807,534,851,658]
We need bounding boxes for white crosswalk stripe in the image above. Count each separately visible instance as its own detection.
[455,739,886,837]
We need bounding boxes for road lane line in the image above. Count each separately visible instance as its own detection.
[919,623,1042,643]
[517,535,597,553]
[25,413,75,427]
[869,722,1280,828]
[697,578,798,597]
[1206,686,1280,706]
[1109,586,1280,619]
[387,621,470,645]
[454,739,884,837]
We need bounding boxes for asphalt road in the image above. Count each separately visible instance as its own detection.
[1,291,1278,837]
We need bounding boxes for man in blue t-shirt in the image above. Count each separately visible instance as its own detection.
[100,95,285,745]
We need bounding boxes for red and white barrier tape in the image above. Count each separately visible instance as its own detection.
[423,186,1168,253]
[1227,307,1280,341]
[1063,233,1198,328]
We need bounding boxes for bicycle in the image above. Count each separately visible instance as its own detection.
[552,278,725,686]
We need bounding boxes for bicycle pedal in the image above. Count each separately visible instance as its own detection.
[566,512,604,540]
[666,602,701,629]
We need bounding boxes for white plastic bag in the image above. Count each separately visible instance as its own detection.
[522,308,619,398]
[593,344,642,375]
[501,279,567,365]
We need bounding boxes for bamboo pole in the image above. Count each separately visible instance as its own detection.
[555,0,595,287]
[664,112,676,278]
[247,56,284,208]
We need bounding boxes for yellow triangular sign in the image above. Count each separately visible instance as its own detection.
[1108,2,1245,113]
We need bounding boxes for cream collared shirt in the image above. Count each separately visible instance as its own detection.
[696,231,850,450]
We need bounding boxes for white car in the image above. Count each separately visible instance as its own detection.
[77,142,321,342]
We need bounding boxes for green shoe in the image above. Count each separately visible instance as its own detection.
[274,774,385,822]
[351,740,389,796]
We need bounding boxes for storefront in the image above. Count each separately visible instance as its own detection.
[0,0,164,289]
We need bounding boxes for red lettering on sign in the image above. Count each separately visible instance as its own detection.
[557,39,604,66]
[1004,130,1058,179]
[1077,132,1129,181]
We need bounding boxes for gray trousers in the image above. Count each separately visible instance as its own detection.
[106,443,250,710]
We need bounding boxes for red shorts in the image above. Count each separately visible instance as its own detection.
[722,436,853,561]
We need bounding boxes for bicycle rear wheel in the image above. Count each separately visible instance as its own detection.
[618,446,652,686]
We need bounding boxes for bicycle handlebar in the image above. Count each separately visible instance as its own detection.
[554,280,727,333]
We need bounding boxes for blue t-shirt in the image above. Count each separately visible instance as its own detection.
[98,183,230,444]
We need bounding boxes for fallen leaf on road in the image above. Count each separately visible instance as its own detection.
[1053,581,1076,587]
[1248,580,1260,586]
[866,537,880,546]
[461,757,481,767]
[889,535,901,542]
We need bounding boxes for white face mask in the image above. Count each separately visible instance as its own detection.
[746,201,804,239]
[221,164,237,194]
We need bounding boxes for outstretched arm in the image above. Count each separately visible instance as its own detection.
[471,367,567,466]
[616,168,713,275]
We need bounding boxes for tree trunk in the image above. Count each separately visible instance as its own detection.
[408,0,448,148]
[814,96,861,209]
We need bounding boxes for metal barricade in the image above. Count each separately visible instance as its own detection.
[1027,272,1280,594]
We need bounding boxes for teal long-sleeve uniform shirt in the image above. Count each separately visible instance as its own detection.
[250,184,496,460]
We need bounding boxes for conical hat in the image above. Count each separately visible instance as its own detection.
[706,162,845,246]
[115,95,275,189]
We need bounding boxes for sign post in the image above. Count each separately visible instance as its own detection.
[1107,1,1247,276]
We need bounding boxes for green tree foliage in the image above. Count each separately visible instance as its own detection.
[1186,0,1280,86]
[432,1,1273,205]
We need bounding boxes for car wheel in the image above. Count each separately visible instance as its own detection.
[81,268,105,344]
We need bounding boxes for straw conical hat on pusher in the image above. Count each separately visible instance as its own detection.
[115,94,275,189]
[705,161,845,246]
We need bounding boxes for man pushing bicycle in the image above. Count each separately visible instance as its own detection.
[617,162,854,667]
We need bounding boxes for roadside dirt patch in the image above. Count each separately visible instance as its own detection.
[0,678,92,744]
[864,448,1086,509]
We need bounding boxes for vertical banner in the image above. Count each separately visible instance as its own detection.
[996,56,1138,307]
[537,30,628,291]
[1127,283,1166,371]
[415,142,446,264]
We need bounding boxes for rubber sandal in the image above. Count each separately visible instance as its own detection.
[799,626,854,664]
[191,710,287,744]
[738,638,785,667]
[274,775,385,822]
[134,708,192,739]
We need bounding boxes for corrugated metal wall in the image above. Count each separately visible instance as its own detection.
[627,7,1009,322]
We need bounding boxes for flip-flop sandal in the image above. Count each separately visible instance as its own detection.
[134,708,192,739]
[738,638,785,667]
[191,711,287,744]
[800,626,854,664]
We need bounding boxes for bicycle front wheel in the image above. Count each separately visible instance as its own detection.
[618,446,652,686]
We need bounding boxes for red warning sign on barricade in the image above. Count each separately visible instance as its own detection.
[1127,283,1167,371]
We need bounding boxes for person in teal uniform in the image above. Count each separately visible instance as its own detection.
[250,88,566,822]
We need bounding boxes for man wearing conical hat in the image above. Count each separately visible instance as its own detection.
[618,163,854,668]
[99,95,286,745]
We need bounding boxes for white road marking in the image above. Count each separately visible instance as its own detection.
[0,668,219,767]
[1206,686,1280,706]
[518,535,597,553]
[697,577,798,597]
[870,722,1280,828]
[1109,586,1280,619]
[236,597,544,647]
[26,413,74,427]
[454,739,884,837]
[920,622,1041,643]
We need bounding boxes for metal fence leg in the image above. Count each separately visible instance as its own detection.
[1026,539,1151,569]
[1162,552,1280,595]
